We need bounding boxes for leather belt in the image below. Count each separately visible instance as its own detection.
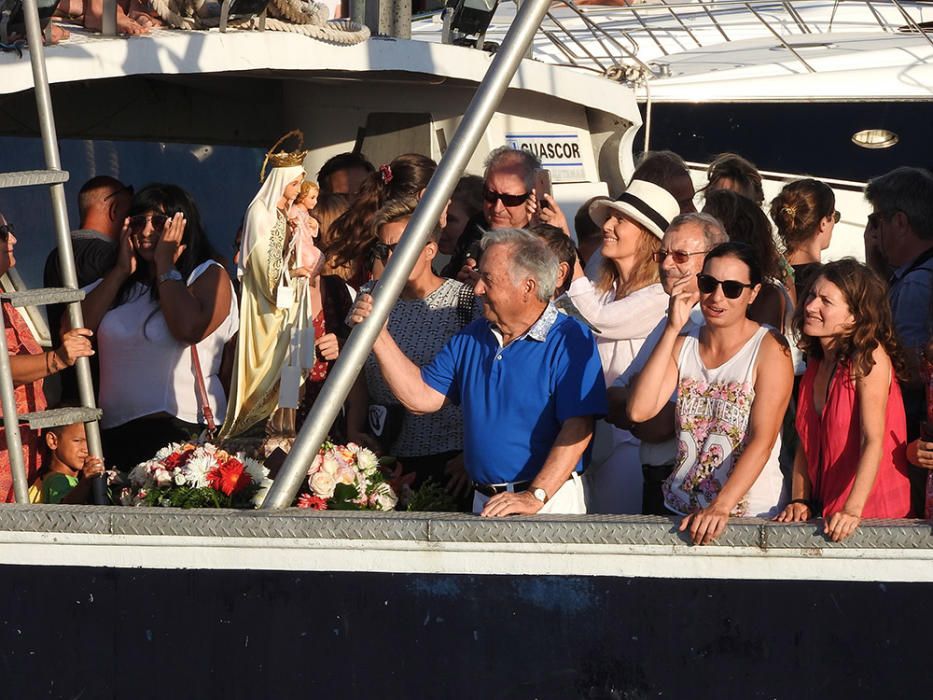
[472,480,531,497]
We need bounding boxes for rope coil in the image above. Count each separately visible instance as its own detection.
[146,0,370,44]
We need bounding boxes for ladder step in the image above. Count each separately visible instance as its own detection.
[20,406,103,430]
[0,287,84,308]
[0,170,70,189]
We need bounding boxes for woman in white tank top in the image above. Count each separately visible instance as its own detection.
[78,184,238,470]
[629,242,793,544]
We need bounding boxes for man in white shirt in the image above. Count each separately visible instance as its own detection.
[607,212,727,514]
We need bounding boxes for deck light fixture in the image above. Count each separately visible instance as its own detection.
[851,129,899,149]
[443,0,500,47]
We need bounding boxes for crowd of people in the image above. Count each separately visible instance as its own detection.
[0,140,931,543]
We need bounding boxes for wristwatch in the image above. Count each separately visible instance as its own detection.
[158,268,183,285]
[531,487,548,504]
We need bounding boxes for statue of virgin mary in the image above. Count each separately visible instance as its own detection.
[221,132,308,438]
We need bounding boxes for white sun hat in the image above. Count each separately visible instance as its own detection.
[588,180,680,239]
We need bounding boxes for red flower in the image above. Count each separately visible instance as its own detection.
[297,493,327,510]
[207,459,252,496]
[163,450,193,470]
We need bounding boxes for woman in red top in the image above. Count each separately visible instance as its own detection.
[777,259,911,540]
[0,214,94,501]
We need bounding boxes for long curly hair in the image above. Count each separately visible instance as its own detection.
[323,153,437,272]
[793,258,907,381]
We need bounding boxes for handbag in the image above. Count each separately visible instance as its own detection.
[191,343,217,439]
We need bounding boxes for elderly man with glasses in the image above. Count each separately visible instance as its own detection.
[442,146,540,280]
[606,212,728,514]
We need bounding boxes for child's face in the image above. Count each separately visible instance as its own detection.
[301,190,318,210]
[50,423,88,471]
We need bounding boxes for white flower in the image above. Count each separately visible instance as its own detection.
[154,442,182,461]
[174,472,187,486]
[321,453,340,476]
[355,447,379,476]
[183,455,214,489]
[306,453,322,476]
[153,468,173,487]
[251,476,274,508]
[369,482,398,511]
[309,471,336,499]
[242,456,269,482]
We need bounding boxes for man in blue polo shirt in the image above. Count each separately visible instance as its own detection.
[350,228,606,516]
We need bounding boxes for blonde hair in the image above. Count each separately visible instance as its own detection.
[596,225,661,297]
[299,180,320,200]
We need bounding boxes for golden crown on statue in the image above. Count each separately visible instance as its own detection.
[260,129,309,182]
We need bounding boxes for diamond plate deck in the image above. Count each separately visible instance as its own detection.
[0,506,929,549]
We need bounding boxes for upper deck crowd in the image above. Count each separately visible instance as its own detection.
[0,144,930,543]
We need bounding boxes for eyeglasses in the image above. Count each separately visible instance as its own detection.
[832,210,841,224]
[652,249,708,264]
[372,241,400,263]
[0,222,13,241]
[866,210,896,229]
[696,273,755,299]
[127,214,169,235]
[482,187,531,208]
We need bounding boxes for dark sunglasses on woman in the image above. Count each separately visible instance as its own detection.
[372,241,399,263]
[0,222,12,241]
[482,187,531,208]
[696,273,755,299]
[127,214,170,235]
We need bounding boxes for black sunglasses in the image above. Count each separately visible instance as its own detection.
[0,222,12,241]
[372,241,400,263]
[652,249,708,265]
[482,187,531,208]
[127,213,169,235]
[697,273,755,299]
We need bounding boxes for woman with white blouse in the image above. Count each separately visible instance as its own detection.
[558,180,679,513]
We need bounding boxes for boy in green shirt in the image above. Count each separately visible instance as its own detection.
[42,421,105,504]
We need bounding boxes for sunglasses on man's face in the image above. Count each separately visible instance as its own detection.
[0,222,13,241]
[482,187,531,208]
[652,248,708,265]
[127,214,169,235]
[696,273,754,299]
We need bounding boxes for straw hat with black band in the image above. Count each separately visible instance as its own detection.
[588,180,680,240]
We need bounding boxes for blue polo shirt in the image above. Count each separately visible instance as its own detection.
[421,303,607,484]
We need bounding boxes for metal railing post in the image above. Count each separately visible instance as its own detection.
[22,0,106,499]
[0,321,28,503]
[261,0,553,509]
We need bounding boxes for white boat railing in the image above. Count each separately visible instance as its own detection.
[532,0,933,80]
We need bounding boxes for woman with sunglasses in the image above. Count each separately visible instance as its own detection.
[629,242,793,544]
[559,180,679,514]
[0,213,95,501]
[78,185,237,470]
[770,178,838,301]
[776,259,911,540]
[354,196,475,507]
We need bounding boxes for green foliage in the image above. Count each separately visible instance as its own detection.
[406,478,460,512]
[141,485,257,509]
[328,482,364,510]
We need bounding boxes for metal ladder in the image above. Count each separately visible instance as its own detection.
[0,0,105,504]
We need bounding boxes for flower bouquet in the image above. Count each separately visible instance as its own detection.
[122,442,273,509]
[296,441,398,511]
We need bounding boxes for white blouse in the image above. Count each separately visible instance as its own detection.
[93,261,239,429]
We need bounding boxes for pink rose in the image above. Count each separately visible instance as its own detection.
[310,471,336,499]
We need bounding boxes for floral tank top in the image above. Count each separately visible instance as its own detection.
[663,325,784,518]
